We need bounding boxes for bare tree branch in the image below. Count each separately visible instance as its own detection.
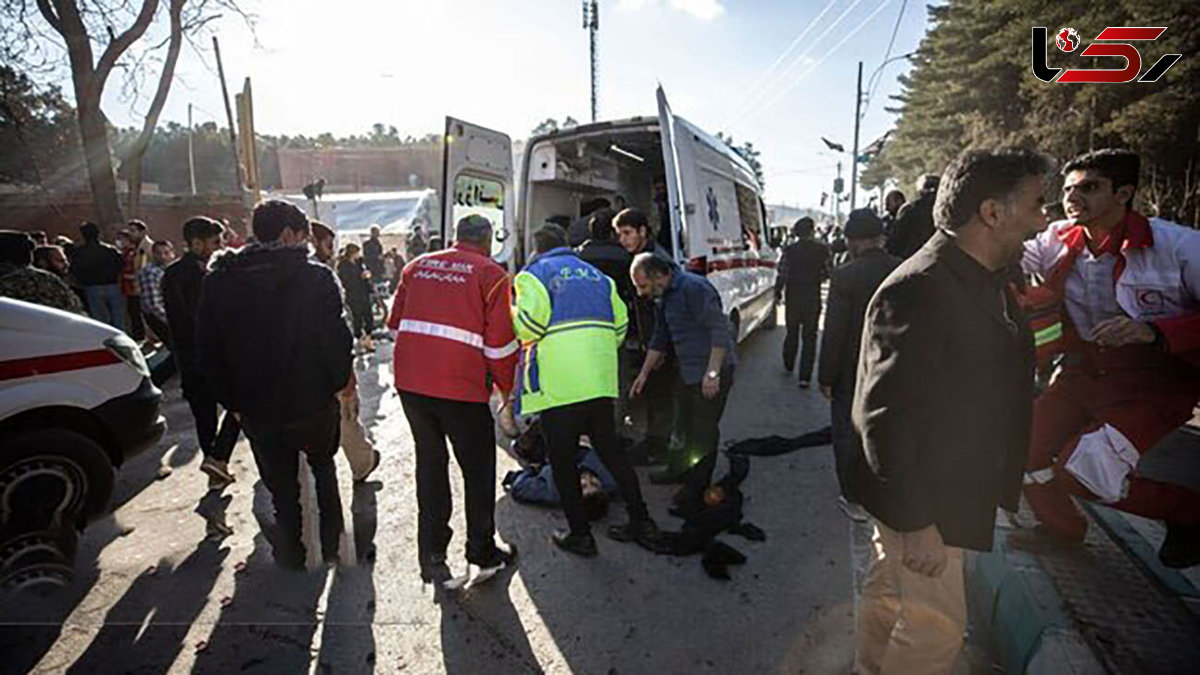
[93,0,157,90]
[35,0,62,34]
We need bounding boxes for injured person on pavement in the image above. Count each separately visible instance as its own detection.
[502,418,620,521]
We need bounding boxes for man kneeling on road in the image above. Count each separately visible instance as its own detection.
[514,223,664,557]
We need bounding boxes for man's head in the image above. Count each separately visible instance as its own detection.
[79,222,100,243]
[588,207,616,242]
[934,148,1053,263]
[532,223,568,254]
[310,220,336,263]
[1060,148,1139,228]
[844,209,886,256]
[151,240,175,267]
[33,245,69,276]
[456,214,494,249]
[182,216,226,262]
[917,174,940,196]
[0,230,34,266]
[614,208,652,254]
[581,197,610,218]
[127,220,147,243]
[29,230,48,246]
[342,242,362,261]
[116,230,131,250]
[884,190,906,217]
[369,225,380,240]
[581,470,610,521]
[252,200,310,244]
[792,217,815,239]
[630,251,674,298]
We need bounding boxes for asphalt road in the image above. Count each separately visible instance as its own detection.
[1,315,865,674]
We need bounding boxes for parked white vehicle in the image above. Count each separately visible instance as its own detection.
[0,298,165,594]
[437,87,778,340]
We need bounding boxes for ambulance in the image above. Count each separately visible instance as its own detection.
[437,87,778,341]
[0,298,165,594]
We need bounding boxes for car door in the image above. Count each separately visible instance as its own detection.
[441,117,514,264]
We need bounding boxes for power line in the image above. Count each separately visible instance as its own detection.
[722,0,841,127]
[863,0,908,115]
[725,0,869,131]
[739,0,894,129]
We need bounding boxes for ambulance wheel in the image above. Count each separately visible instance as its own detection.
[0,430,115,533]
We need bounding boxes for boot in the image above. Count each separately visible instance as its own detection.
[552,530,597,557]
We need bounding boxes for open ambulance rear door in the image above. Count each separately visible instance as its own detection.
[440,117,515,264]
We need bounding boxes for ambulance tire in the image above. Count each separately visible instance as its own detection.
[0,430,115,535]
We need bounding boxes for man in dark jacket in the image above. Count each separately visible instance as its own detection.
[885,174,940,260]
[578,208,634,307]
[817,209,899,521]
[72,222,126,329]
[163,217,242,490]
[852,150,1048,674]
[776,217,830,387]
[197,200,354,568]
[615,208,677,469]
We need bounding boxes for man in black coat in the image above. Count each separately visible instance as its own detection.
[197,200,354,569]
[163,217,242,490]
[775,217,830,387]
[578,208,634,307]
[885,174,939,260]
[852,150,1048,673]
[817,209,899,520]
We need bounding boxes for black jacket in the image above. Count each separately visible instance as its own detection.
[363,237,385,278]
[197,244,353,425]
[776,238,830,307]
[70,241,124,286]
[578,239,634,306]
[162,252,208,379]
[886,191,936,260]
[853,231,1034,551]
[818,248,900,391]
[337,258,372,309]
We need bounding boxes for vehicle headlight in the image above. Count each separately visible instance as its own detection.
[104,335,150,378]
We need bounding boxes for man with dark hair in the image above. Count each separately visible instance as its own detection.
[197,201,353,568]
[122,219,153,341]
[577,207,635,306]
[33,244,70,278]
[363,225,385,279]
[881,189,907,235]
[631,251,736,500]
[0,230,83,313]
[886,174,940,259]
[614,207,678,468]
[1018,148,1200,568]
[73,222,126,328]
[137,240,175,344]
[516,223,661,557]
[568,197,612,247]
[776,216,831,388]
[164,217,242,490]
[852,149,1048,672]
[818,209,899,522]
[388,214,518,583]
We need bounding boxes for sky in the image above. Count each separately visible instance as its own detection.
[94,0,932,208]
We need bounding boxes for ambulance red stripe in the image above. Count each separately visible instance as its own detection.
[0,349,122,381]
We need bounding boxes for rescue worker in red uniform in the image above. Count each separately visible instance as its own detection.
[387,215,519,583]
[1017,149,1200,568]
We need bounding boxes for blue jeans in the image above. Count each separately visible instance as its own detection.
[84,284,125,331]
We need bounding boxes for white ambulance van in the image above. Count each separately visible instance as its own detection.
[0,298,165,594]
[437,87,778,341]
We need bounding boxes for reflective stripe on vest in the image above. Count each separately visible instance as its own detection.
[398,319,517,360]
[1034,322,1063,348]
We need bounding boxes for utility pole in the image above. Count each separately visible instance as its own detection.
[834,161,844,225]
[583,0,599,122]
[187,103,197,195]
[850,60,863,211]
[213,36,243,201]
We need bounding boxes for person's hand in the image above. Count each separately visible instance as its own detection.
[820,385,832,401]
[702,373,721,399]
[631,372,649,398]
[1091,317,1155,347]
[902,525,947,577]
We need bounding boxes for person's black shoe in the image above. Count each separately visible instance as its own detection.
[649,466,686,485]
[608,519,670,553]
[552,530,598,557]
[420,553,450,583]
[1159,522,1200,569]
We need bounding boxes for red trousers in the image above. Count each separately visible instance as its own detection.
[1024,347,1200,541]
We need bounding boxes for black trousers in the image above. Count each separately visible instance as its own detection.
[830,379,866,503]
[182,370,241,463]
[399,391,498,566]
[126,295,146,341]
[782,299,820,382]
[541,397,650,535]
[643,353,679,450]
[678,368,734,492]
[348,301,374,338]
[143,312,171,344]
[241,402,344,565]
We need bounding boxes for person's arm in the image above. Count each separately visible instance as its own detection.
[690,279,732,398]
[314,267,355,392]
[386,261,412,331]
[1150,233,1200,357]
[631,300,669,397]
[775,248,789,298]
[512,271,551,344]
[817,270,851,398]
[195,275,236,410]
[482,271,519,396]
[609,278,629,345]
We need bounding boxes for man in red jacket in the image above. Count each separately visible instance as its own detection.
[387,215,519,583]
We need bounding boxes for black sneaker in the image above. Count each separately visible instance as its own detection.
[608,519,669,553]
[1159,522,1200,569]
[419,552,449,583]
[552,530,598,557]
